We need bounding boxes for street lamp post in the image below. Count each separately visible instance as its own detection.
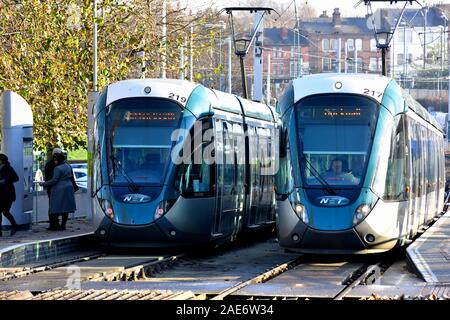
[93,0,97,91]
[222,7,274,99]
[376,31,392,76]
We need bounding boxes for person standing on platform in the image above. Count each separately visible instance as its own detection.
[0,153,19,236]
[40,152,77,230]
[44,147,62,230]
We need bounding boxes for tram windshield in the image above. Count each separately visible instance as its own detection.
[296,94,379,187]
[107,98,182,185]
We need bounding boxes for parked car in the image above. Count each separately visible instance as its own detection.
[70,163,88,170]
[72,167,87,189]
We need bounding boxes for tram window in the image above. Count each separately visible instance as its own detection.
[296,94,379,186]
[421,126,427,196]
[93,93,107,194]
[409,120,417,196]
[223,122,236,191]
[233,123,245,195]
[107,97,182,185]
[174,119,214,197]
[276,128,294,196]
[248,126,260,196]
[383,115,408,201]
[429,132,435,192]
[93,121,102,193]
[257,127,269,172]
[428,132,433,193]
[433,134,439,191]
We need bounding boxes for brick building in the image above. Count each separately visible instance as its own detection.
[298,8,387,74]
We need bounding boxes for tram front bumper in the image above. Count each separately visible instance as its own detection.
[277,199,397,254]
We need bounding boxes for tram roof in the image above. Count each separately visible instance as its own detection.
[212,90,275,122]
[105,78,276,123]
[292,73,392,104]
[290,73,442,132]
[106,78,199,107]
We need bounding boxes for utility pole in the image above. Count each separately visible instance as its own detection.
[161,0,167,79]
[87,0,99,220]
[344,41,348,73]
[423,6,428,69]
[447,17,450,123]
[293,0,302,77]
[219,23,224,90]
[180,39,185,80]
[266,53,271,104]
[439,26,443,108]
[228,37,232,93]
[337,38,342,73]
[391,28,395,78]
[403,24,407,87]
[93,0,98,91]
[223,7,273,99]
[190,24,193,81]
[253,11,264,102]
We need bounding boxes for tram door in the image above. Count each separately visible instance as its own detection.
[213,120,240,238]
[247,126,261,227]
[418,126,427,225]
[407,118,417,236]
[257,127,274,224]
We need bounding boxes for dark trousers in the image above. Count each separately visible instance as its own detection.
[0,201,18,229]
[49,212,69,229]
[49,213,59,229]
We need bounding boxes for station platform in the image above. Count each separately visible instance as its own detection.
[407,211,450,283]
[0,219,95,267]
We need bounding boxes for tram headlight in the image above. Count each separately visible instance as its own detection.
[289,192,309,224]
[101,199,114,220]
[154,199,176,220]
[353,203,372,225]
[294,203,309,224]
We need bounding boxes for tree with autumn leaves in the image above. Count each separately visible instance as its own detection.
[0,0,222,152]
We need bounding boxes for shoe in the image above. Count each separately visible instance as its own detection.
[0,231,2,237]
[10,228,16,236]
[46,226,59,231]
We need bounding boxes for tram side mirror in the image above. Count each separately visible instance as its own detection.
[274,99,280,114]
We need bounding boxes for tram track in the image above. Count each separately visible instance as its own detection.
[86,253,187,282]
[333,261,390,300]
[0,220,436,300]
[0,251,104,282]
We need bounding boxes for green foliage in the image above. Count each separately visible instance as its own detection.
[67,148,87,161]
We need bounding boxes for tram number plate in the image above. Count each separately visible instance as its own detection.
[169,93,187,103]
[363,88,383,99]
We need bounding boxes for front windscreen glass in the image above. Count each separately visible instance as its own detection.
[296,94,379,187]
[107,98,182,185]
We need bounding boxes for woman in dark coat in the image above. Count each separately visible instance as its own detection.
[0,153,19,236]
[40,153,77,230]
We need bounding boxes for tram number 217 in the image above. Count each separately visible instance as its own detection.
[169,93,187,103]
[363,88,383,99]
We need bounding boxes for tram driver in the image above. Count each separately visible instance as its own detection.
[322,158,359,184]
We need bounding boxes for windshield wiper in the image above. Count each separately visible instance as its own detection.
[302,155,337,195]
[111,155,140,193]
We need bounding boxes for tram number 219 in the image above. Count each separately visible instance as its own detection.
[169,93,187,103]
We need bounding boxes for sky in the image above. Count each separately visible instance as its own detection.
[180,0,450,17]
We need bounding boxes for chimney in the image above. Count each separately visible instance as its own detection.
[332,8,341,26]
[280,27,288,40]
[319,10,328,18]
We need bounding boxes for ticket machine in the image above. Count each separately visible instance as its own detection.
[0,91,33,228]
